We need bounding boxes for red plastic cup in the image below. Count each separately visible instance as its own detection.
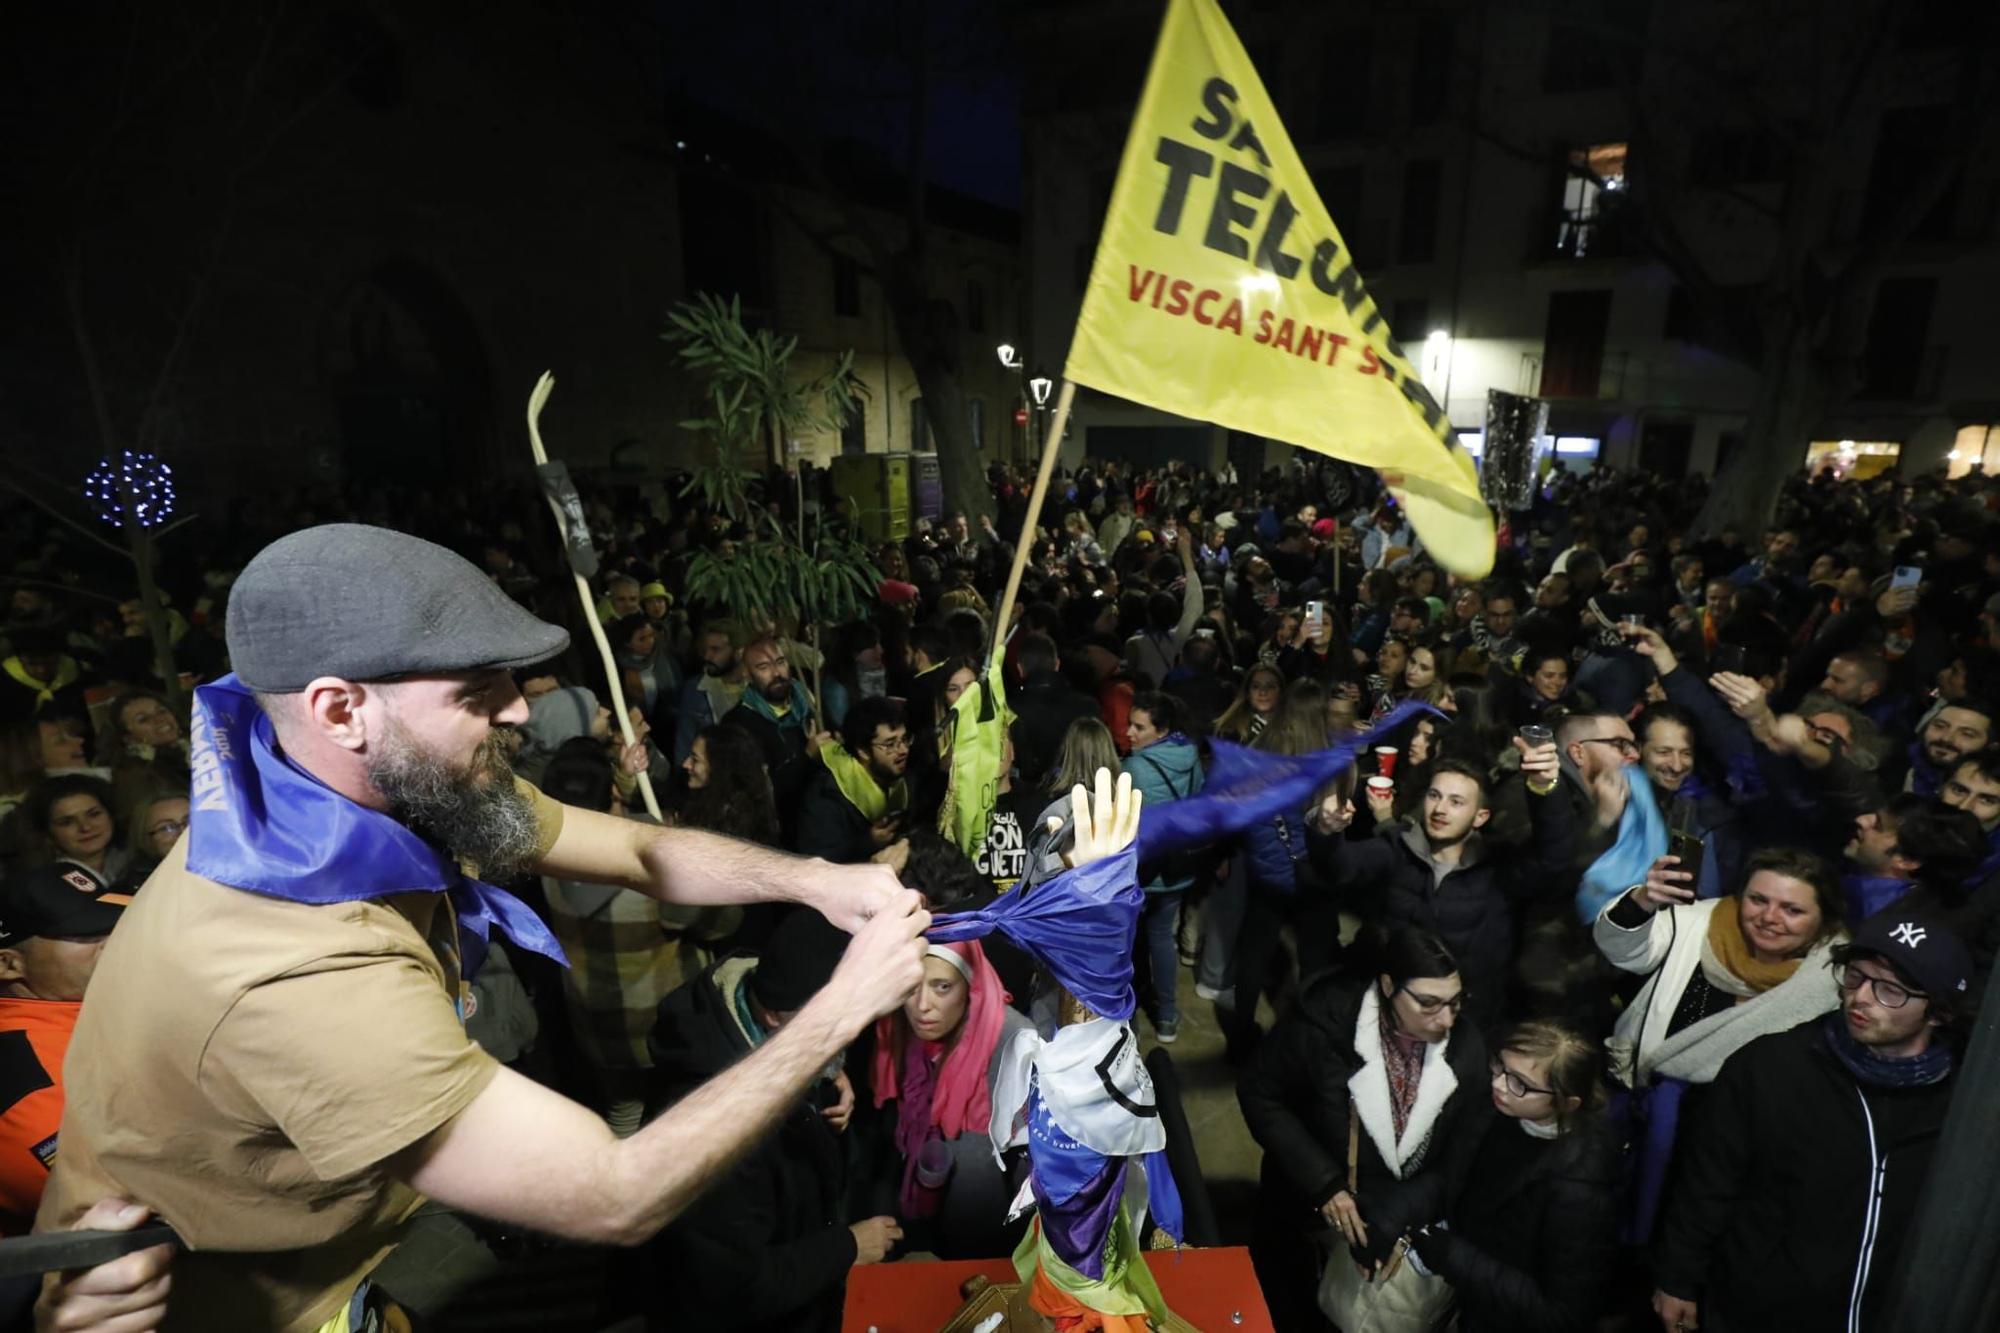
[1374,746,1399,778]
[1367,776,1395,797]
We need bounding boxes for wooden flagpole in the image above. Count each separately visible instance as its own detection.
[527,372,663,821]
[988,379,1078,667]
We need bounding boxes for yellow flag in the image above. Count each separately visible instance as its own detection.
[1065,0,1494,577]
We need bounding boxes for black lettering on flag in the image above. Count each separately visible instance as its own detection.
[1153,137,1215,235]
[1191,78,1238,140]
[1254,190,1304,279]
[1205,162,1270,260]
[1309,240,1368,313]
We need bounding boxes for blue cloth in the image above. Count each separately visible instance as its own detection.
[186,674,568,976]
[931,847,1146,1021]
[1135,701,1437,862]
[1842,873,1912,923]
[1611,1075,1689,1246]
[1905,741,1943,798]
[1577,765,1667,923]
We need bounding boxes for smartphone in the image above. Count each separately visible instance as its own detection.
[1668,829,1705,878]
[1711,643,1747,674]
[1890,566,1923,592]
[1304,600,1326,638]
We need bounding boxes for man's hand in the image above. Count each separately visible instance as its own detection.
[1709,672,1776,742]
[1176,525,1194,563]
[804,720,829,759]
[868,815,903,849]
[1513,736,1560,788]
[1058,767,1144,869]
[1621,624,1679,677]
[821,1070,855,1134]
[1588,763,1630,831]
[870,838,911,874]
[35,1199,174,1333]
[1652,1288,1700,1331]
[808,862,907,935]
[1875,585,1919,620]
[850,1215,903,1265]
[1320,1190,1369,1250]
[1363,782,1396,822]
[819,888,929,1034]
[1634,855,1696,912]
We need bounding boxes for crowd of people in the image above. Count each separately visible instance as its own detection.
[1,447,1996,1331]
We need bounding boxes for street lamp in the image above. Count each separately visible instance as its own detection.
[1029,376,1052,407]
[996,343,1023,370]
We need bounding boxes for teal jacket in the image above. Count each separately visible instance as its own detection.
[1122,738,1205,893]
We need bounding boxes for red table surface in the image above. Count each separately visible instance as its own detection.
[843,1246,1274,1332]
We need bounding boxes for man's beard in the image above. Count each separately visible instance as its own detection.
[760,677,792,703]
[368,720,541,880]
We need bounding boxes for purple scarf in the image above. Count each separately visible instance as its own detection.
[187,675,567,977]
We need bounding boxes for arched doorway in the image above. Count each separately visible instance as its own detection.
[321,259,493,485]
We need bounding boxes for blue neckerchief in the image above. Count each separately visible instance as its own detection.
[1906,742,1942,798]
[187,675,568,976]
[1973,826,2000,889]
[1841,871,1912,923]
[1822,1013,1953,1089]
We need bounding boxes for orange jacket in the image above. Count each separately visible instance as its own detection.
[0,997,80,1236]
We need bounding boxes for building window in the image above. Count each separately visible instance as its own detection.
[1860,276,1938,400]
[966,280,986,334]
[1315,165,1374,267]
[968,398,985,451]
[1689,125,1782,188]
[910,398,931,453]
[1399,159,1442,264]
[1540,288,1612,398]
[1554,143,1627,258]
[840,400,866,456]
[833,256,860,318]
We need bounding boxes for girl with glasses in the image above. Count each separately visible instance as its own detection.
[1398,1021,1622,1332]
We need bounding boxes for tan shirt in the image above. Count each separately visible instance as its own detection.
[36,781,566,1332]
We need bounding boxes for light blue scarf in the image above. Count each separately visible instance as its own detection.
[1576,765,1666,923]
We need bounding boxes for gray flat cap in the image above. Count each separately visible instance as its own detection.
[227,524,570,691]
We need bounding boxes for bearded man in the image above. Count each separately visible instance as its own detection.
[31,525,926,1332]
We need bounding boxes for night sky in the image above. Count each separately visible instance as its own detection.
[658,0,1024,208]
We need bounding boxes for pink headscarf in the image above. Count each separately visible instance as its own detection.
[870,939,1009,1217]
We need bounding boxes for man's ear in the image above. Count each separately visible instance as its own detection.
[298,677,373,752]
[0,947,28,985]
[1473,806,1493,830]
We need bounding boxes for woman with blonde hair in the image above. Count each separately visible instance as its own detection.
[1401,1020,1621,1333]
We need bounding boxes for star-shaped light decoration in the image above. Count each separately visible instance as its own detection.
[84,450,177,529]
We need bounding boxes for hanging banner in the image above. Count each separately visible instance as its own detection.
[1065,0,1494,575]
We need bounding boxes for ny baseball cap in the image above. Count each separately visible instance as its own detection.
[226,524,570,691]
[0,864,129,948]
[1843,912,1972,999]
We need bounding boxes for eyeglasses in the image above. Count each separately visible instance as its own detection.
[872,736,911,753]
[147,819,188,840]
[1580,736,1640,756]
[1489,1059,1555,1099]
[1838,966,1925,1010]
[1396,985,1466,1015]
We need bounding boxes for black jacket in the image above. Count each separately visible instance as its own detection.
[794,766,877,865]
[1311,783,1575,1029]
[1009,670,1100,790]
[721,702,813,843]
[645,959,853,1332]
[1238,973,1489,1266]
[1405,1115,1621,1333]
[1653,1018,1957,1332]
